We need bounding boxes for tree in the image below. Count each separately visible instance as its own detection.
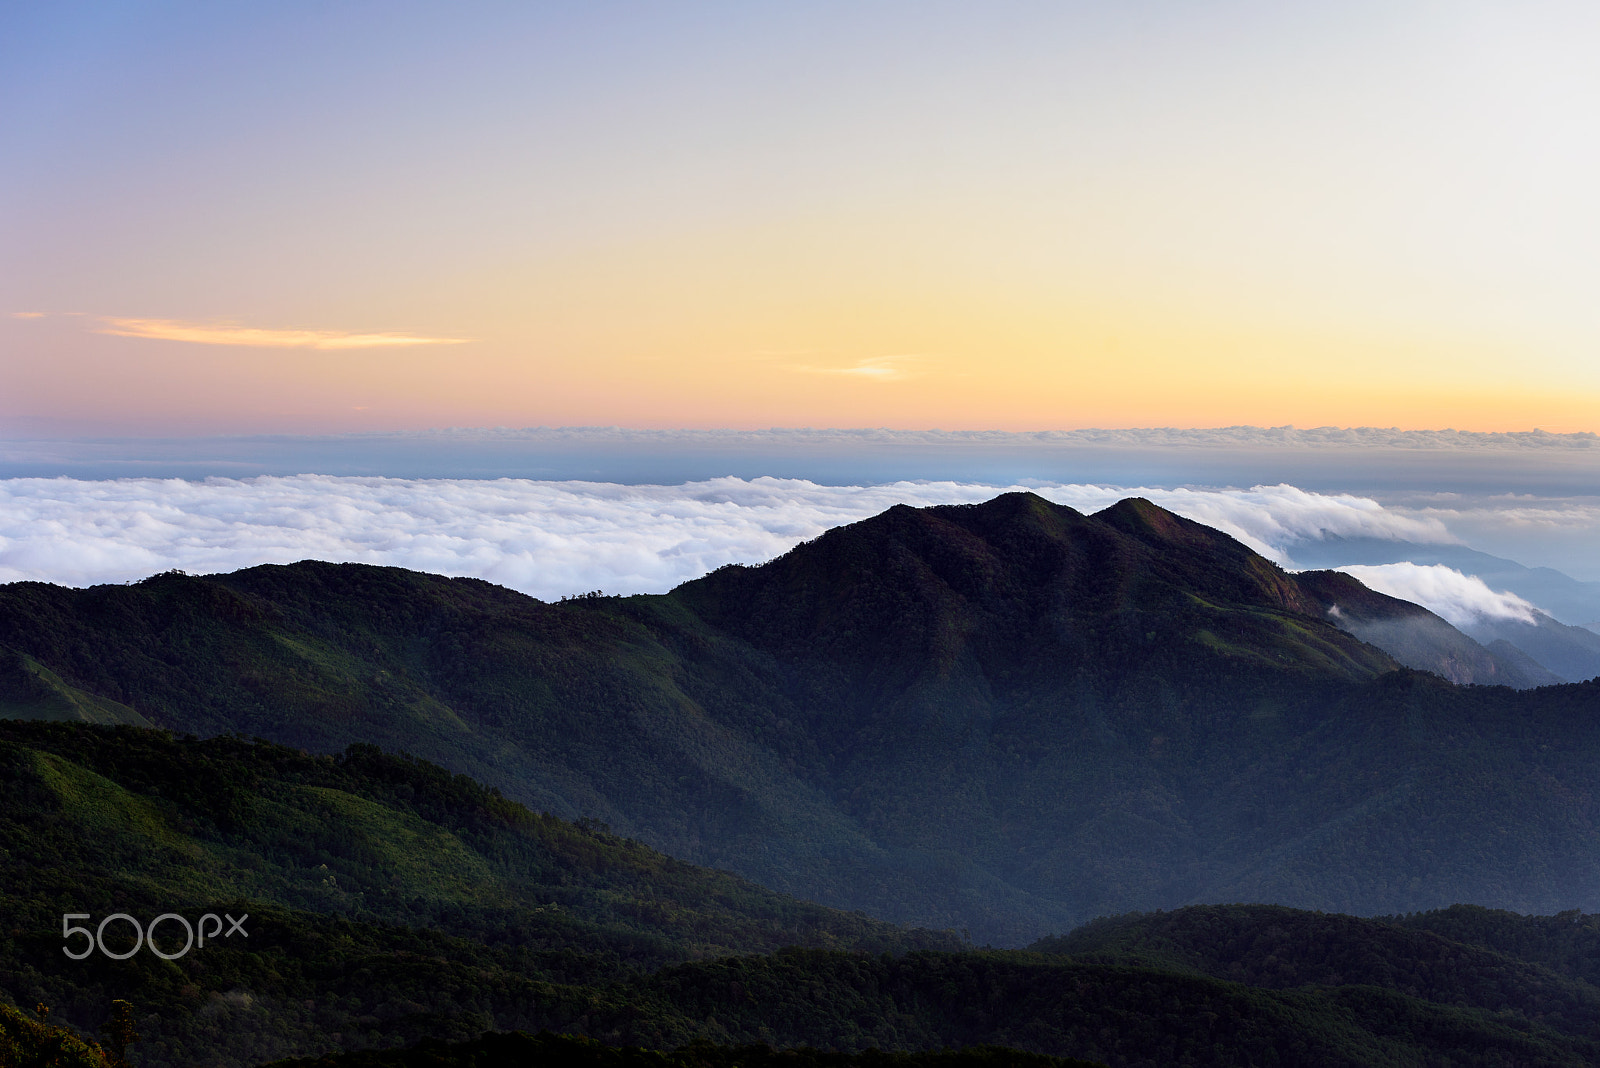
[101,1002,138,1068]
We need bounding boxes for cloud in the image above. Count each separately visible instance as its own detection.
[9,311,47,319]
[1334,563,1539,626]
[0,476,1477,599]
[1406,499,1600,533]
[790,356,918,380]
[1130,484,1458,561]
[95,318,468,349]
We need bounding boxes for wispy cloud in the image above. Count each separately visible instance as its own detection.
[9,311,47,319]
[791,356,918,381]
[1335,563,1539,626]
[1138,484,1457,561]
[95,318,469,350]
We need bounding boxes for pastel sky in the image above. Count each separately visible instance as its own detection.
[5,1,1600,436]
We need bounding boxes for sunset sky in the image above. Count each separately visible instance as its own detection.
[5,1,1600,436]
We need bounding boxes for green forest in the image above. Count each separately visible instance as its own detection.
[6,722,1600,1066]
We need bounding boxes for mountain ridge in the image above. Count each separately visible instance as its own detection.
[3,493,1599,942]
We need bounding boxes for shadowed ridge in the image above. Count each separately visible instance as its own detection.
[670,492,1098,661]
[1029,903,1600,1041]
[1295,568,1429,618]
[1485,638,1569,685]
[920,488,1089,532]
[217,558,543,618]
[672,491,1396,686]
[1093,496,1320,616]
[1092,495,1221,546]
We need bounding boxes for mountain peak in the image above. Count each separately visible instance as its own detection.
[673,492,1394,687]
[1094,495,1248,555]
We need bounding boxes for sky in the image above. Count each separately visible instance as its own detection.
[3,2,1598,624]
[6,1,1600,436]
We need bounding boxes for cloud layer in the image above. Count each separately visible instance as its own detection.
[0,476,1461,600]
[1334,563,1539,626]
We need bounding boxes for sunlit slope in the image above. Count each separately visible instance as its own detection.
[2,494,1599,941]
[0,722,947,960]
[0,721,954,1067]
[0,647,150,725]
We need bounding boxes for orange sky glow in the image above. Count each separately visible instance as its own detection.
[4,3,1599,437]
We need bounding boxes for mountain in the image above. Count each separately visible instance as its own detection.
[258,898,1600,1068]
[0,720,954,1068]
[1286,535,1600,632]
[1282,537,1600,680]
[12,720,1600,1067]
[1037,903,1600,1018]
[270,929,1600,1068]
[4,493,1600,943]
[1293,568,1563,687]
[0,645,151,725]
[1025,903,1600,1063]
[0,1001,116,1068]
[1461,612,1600,683]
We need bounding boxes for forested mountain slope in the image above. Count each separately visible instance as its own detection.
[2,494,1597,942]
[10,722,1600,1068]
[0,721,952,1068]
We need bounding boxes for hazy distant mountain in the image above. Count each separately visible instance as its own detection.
[1292,569,1564,687]
[1287,535,1600,681]
[4,493,1600,944]
[1461,612,1600,683]
[1289,534,1600,632]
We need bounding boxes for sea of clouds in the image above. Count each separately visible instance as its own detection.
[3,474,1592,630]
[0,474,1457,593]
